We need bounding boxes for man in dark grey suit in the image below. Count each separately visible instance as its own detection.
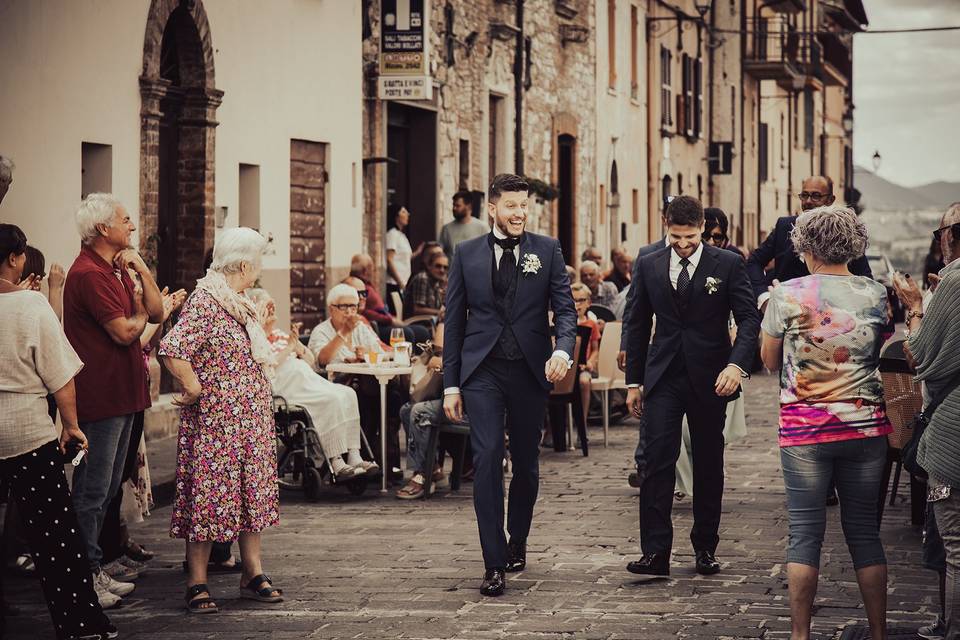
[443,174,577,597]
[623,196,759,577]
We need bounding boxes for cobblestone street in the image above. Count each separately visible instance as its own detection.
[6,373,933,639]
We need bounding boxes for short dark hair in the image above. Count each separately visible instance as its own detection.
[452,190,472,206]
[426,249,448,266]
[387,204,403,230]
[0,223,27,265]
[488,174,529,203]
[665,195,704,227]
[703,207,729,236]
[24,245,45,279]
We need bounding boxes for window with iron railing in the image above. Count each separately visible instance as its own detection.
[660,46,672,128]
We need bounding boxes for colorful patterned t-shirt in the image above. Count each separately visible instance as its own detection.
[762,274,893,447]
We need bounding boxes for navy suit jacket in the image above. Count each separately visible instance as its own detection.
[442,232,578,391]
[625,244,760,400]
[619,238,666,351]
[746,215,873,298]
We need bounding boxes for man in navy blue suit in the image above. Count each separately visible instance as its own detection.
[443,174,577,597]
[624,196,760,577]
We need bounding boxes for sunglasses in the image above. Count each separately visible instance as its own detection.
[432,264,449,271]
[331,303,359,312]
[798,191,829,201]
[356,290,368,298]
[933,223,960,242]
[703,232,726,243]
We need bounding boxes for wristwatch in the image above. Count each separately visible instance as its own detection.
[907,309,924,322]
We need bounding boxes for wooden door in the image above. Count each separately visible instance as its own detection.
[289,139,327,331]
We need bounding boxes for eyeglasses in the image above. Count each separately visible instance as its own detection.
[933,222,960,242]
[432,264,449,271]
[331,303,359,312]
[798,191,829,201]
[703,232,726,243]
[573,297,591,303]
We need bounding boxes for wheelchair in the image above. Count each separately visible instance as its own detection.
[273,395,378,499]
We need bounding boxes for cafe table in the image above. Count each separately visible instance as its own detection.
[324,361,412,492]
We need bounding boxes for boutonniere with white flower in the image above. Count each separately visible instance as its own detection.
[521,253,542,276]
[705,276,722,295]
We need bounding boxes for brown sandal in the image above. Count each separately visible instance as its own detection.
[186,583,219,614]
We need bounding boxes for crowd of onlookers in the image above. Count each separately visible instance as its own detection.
[1,147,960,640]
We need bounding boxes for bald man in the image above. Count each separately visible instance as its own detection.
[746,176,873,306]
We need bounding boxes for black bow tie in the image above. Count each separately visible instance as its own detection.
[492,234,521,250]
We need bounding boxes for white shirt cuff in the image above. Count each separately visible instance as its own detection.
[551,349,573,369]
[729,363,749,378]
[757,291,771,310]
[627,383,641,389]
[444,387,460,396]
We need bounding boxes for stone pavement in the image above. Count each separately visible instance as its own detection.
[5,372,935,639]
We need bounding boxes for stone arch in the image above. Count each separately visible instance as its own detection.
[139,0,222,292]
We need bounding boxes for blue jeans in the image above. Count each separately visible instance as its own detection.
[780,436,887,570]
[71,413,134,572]
[399,399,468,475]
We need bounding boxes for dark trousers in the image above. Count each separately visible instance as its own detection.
[635,356,726,555]
[1,441,112,639]
[462,357,547,569]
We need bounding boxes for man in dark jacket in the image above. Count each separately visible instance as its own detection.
[746,176,872,308]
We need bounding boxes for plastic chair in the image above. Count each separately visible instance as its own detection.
[591,322,627,447]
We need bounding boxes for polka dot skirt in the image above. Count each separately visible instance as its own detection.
[2,441,113,639]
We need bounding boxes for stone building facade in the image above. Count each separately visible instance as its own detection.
[362,0,598,277]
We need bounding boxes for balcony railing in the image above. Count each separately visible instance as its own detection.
[744,16,823,90]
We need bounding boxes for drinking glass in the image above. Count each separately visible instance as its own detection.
[390,327,405,348]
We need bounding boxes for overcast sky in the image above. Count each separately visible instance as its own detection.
[853,0,960,187]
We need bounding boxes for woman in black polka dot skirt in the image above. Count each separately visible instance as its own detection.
[0,225,115,639]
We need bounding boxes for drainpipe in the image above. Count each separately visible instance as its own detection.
[514,0,525,175]
[738,0,746,247]
[707,2,716,206]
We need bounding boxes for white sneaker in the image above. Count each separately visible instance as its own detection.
[96,568,135,597]
[93,574,122,609]
[103,558,139,582]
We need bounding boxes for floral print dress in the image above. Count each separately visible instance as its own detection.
[158,288,279,542]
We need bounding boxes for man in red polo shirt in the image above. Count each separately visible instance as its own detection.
[63,193,164,607]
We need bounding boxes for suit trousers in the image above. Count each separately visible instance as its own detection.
[635,355,726,555]
[462,357,546,569]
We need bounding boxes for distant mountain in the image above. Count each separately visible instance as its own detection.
[853,166,939,211]
[912,180,960,209]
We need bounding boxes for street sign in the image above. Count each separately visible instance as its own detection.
[378,75,433,100]
[379,0,432,100]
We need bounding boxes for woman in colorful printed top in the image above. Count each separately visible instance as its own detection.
[760,205,892,640]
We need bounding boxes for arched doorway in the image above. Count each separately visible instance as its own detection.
[552,112,579,266]
[139,0,222,293]
[608,160,620,250]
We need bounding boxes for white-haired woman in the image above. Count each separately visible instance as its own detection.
[760,205,892,640]
[159,227,282,614]
[309,284,404,476]
[248,288,377,479]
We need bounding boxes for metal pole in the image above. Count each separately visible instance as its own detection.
[380,380,388,493]
[513,0,524,175]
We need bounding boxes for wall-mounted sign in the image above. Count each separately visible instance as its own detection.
[379,0,432,100]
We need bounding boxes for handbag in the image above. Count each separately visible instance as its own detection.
[409,340,443,403]
[902,369,960,480]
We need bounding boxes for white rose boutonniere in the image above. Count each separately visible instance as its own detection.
[521,253,542,276]
[705,276,722,295]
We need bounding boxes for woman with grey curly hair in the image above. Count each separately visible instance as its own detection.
[759,204,893,639]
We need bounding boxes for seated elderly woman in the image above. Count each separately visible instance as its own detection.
[159,227,282,613]
[248,288,377,480]
[760,205,892,640]
[309,284,403,477]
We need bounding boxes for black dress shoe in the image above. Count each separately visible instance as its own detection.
[505,540,527,572]
[626,553,670,576]
[695,550,721,575]
[480,568,506,596]
[628,472,641,488]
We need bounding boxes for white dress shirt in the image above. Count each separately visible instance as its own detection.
[444,226,570,396]
[669,242,704,290]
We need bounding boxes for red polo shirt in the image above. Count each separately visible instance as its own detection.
[63,246,150,423]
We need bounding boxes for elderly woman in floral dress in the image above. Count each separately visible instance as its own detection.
[159,227,282,614]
